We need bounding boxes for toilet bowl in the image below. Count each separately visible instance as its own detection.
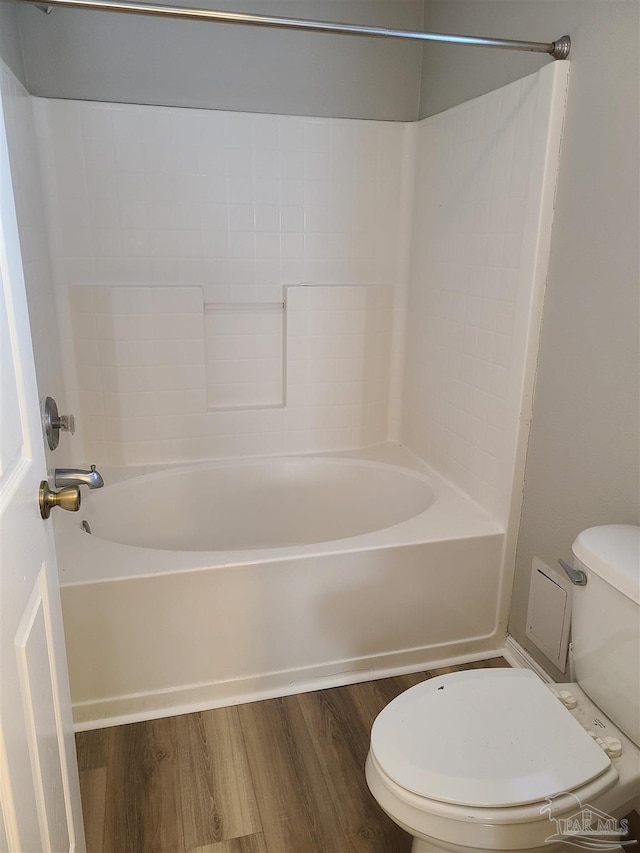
[365,525,640,853]
[366,667,637,852]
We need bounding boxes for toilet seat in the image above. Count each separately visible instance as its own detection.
[366,750,620,826]
[365,749,620,851]
[370,668,614,809]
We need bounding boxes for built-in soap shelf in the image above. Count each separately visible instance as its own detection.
[204,300,286,411]
[205,301,286,312]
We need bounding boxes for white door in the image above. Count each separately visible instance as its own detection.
[0,88,86,851]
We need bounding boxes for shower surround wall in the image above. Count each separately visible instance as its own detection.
[30,64,567,535]
[400,64,568,525]
[0,60,64,465]
[33,101,405,465]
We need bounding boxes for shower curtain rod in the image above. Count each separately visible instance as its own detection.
[18,0,571,60]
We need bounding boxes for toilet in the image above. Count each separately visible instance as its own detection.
[366,525,640,852]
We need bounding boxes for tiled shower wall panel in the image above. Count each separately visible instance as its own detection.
[0,61,65,470]
[400,65,567,522]
[70,284,392,465]
[33,99,406,464]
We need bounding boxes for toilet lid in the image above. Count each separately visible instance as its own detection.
[370,668,612,808]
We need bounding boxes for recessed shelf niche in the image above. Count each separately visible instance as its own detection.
[204,301,285,411]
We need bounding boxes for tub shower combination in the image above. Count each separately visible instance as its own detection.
[40,50,568,727]
[56,449,503,728]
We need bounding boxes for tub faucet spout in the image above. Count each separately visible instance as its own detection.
[54,465,104,490]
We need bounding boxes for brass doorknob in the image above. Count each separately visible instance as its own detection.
[39,481,81,519]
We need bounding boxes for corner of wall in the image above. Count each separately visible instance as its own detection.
[387,121,418,442]
[0,1,27,87]
[0,65,70,468]
[13,2,30,91]
[415,0,429,122]
[507,623,569,684]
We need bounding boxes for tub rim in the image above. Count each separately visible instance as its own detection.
[54,446,502,586]
[76,455,439,552]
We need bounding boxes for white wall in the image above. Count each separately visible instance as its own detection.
[35,67,567,505]
[16,0,424,121]
[34,98,406,465]
[0,58,67,471]
[0,2,26,86]
[400,64,568,524]
[421,0,640,677]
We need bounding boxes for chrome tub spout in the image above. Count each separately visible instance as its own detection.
[54,465,104,490]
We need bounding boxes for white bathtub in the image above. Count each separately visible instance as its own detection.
[55,445,506,729]
[80,456,437,552]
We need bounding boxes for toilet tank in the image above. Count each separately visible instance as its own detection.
[571,525,640,747]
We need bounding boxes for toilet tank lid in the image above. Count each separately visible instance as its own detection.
[572,525,640,604]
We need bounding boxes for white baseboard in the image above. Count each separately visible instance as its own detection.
[72,642,506,731]
[74,635,560,732]
[503,634,555,683]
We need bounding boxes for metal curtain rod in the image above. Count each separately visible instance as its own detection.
[18,0,571,59]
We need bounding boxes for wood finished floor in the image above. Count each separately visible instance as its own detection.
[76,657,640,852]
[76,658,509,853]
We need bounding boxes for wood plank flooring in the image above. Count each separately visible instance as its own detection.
[77,659,508,852]
[77,657,639,852]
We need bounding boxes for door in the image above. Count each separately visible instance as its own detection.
[0,87,85,851]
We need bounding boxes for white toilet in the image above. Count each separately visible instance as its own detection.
[366,525,640,852]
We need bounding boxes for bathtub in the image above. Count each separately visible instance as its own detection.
[54,445,505,730]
